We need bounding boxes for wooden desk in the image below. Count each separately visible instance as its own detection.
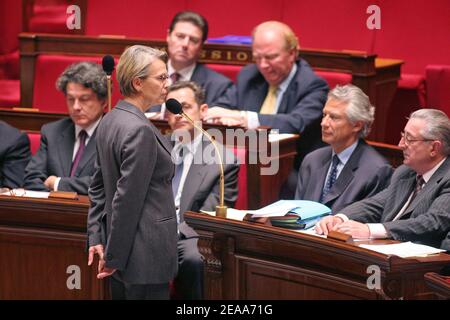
[184,211,450,300]
[0,195,107,299]
[18,33,402,142]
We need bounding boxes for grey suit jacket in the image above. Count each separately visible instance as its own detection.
[178,140,239,238]
[0,121,31,188]
[23,118,97,194]
[295,140,392,213]
[341,157,450,249]
[87,100,178,284]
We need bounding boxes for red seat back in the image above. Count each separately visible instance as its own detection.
[33,55,122,113]
[27,132,41,155]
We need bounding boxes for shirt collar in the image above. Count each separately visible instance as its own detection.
[422,157,447,183]
[74,116,102,139]
[277,63,298,94]
[168,60,196,82]
[332,140,358,166]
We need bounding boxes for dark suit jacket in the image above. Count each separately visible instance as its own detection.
[177,139,239,238]
[191,63,233,105]
[216,59,329,163]
[0,121,31,188]
[295,140,393,213]
[23,118,97,194]
[87,100,178,284]
[341,157,450,249]
[147,63,233,113]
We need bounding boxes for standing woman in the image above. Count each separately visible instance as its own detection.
[87,45,178,300]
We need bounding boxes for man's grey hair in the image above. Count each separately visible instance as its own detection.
[56,61,107,100]
[327,84,375,138]
[410,108,450,156]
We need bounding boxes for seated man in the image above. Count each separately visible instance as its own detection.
[166,81,239,299]
[149,10,233,117]
[205,20,329,161]
[23,62,107,194]
[316,109,450,250]
[295,85,393,213]
[0,121,31,189]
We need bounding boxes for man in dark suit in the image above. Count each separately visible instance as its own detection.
[0,121,31,189]
[295,85,392,213]
[23,62,107,194]
[166,81,239,299]
[148,11,232,118]
[317,109,450,249]
[205,21,328,156]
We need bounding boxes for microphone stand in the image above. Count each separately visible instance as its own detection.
[106,75,112,112]
[180,112,227,218]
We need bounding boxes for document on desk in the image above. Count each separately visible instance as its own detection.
[0,189,50,198]
[200,208,255,221]
[359,242,446,258]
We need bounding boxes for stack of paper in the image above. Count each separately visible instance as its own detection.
[359,242,446,258]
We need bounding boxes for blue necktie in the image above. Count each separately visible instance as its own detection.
[320,155,340,202]
[172,147,185,199]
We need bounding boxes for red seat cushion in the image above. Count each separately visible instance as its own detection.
[0,79,20,107]
[27,132,41,155]
[33,55,122,113]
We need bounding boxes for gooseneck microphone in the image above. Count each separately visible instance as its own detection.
[102,55,115,112]
[166,98,227,218]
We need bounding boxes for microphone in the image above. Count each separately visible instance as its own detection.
[166,98,228,218]
[102,55,115,112]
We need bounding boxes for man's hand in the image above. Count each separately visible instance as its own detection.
[44,175,58,190]
[315,215,344,236]
[204,107,246,127]
[333,220,370,239]
[88,244,116,279]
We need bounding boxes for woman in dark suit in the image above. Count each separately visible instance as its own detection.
[87,45,178,300]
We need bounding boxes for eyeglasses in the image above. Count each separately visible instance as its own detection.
[400,131,434,146]
[151,73,170,82]
[7,188,27,197]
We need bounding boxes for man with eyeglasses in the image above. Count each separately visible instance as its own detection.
[23,62,107,194]
[316,109,450,250]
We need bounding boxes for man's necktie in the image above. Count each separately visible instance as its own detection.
[172,146,185,199]
[260,86,278,114]
[170,72,181,84]
[70,130,87,177]
[320,155,340,202]
[397,175,425,220]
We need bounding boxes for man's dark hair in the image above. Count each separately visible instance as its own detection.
[168,81,206,106]
[168,11,209,42]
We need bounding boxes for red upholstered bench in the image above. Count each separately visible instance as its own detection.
[27,132,41,155]
[314,70,352,89]
[0,79,20,107]
[33,55,122,112]
[206,64,241,83]
[426,65,450,114]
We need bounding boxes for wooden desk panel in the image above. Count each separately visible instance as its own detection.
[0,195,108,299]
[185,211,450,300]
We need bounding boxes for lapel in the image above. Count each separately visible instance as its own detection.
[309,148,332,200]
[56,121,75,176]
[249,79,268,112]
[73,128,97,174]
[398,157,450,218]
[116,100,173,155]
[190,64,206,85]
[179,140,209,214]
[323,140,363,204]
